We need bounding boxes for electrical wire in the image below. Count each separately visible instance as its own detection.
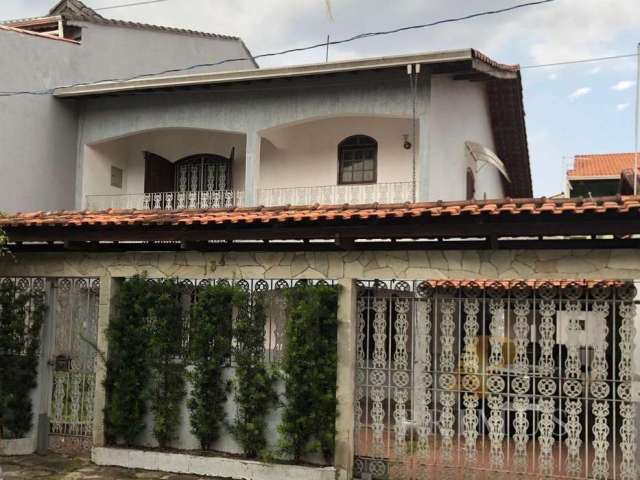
[0,0,556,97]
[521,53,639,69]
[94,0,171,11]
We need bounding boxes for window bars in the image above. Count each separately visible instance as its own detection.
[354,280,638,480]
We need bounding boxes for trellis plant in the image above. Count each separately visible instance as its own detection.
[230,292,277,458]
[187,284,235,450]
[279,283,340,463]
[104,275,156,446]
[0,282,46,439]
[147,279,186,448]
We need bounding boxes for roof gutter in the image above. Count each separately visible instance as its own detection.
[53,48,518,98]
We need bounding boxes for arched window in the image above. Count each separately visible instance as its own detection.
[174,152,233,192]
[338,135,377,185]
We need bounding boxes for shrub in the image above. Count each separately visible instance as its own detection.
[188,284,235,450]
[0,281,46,439]
[230,292,277,458]
[279,284,339,463]
[104,275,155,445]
[148,279,186,448]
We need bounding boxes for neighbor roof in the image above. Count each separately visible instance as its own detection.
[2,196,639,249]
[2,0,240,41]
[0,24,79,44]
[568,153,640,179]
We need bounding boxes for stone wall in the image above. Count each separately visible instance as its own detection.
[3,249,640,281]
[3,247,639,480]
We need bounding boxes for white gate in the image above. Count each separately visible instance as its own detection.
[354,280,638,480]
[48,278,100,452]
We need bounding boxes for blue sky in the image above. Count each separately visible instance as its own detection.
[3,0,640,196]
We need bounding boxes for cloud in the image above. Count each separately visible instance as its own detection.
[568,87,591,101]
[616,103,630,111]
[589,66,602,74]
[547,73,558,80]
[612,80,635,91]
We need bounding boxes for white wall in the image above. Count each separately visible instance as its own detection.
[0,20,255,213]
[260,117,413,189]
[429,76,505,201]
[83,129,246,200]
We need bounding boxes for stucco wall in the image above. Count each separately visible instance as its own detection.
[0,22,255,213]
[74,73,507,207]
[430,76,504,201]
[83,128,247,199]
[260,116,413,189]
[0,32,79,214]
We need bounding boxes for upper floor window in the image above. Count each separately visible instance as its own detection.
[338,135,377,185]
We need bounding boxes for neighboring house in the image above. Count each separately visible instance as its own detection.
[567,152,640,197]
[0,0,255,213]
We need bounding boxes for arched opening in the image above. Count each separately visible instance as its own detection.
[144,152,234,194]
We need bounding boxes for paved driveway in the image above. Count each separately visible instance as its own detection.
[0,454,211,480]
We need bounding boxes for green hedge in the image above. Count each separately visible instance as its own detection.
[231,292,277,458]
[279,284,339,462]
[104,275,155,445]
[0,281,46,439]
[148,279,186,447]
[187,284,235,450]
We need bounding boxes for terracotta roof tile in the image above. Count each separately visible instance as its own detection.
[568,153,640,178]
[2,196,639,230]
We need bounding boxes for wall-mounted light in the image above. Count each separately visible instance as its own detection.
[402,134,412,150]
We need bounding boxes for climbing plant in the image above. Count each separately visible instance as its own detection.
[279,284,339,463]
[0,226,7,256]
[147,279,186,448]
[104,275,156,446]
[0,281,46,439]
[230,292,277,458]
[187,284,235,450]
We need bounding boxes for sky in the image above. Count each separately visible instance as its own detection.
[3,0,640,196]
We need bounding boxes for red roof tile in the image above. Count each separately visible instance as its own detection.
[2,196,639,229]
[568,153,640,178]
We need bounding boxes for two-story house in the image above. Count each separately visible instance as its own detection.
[55,48,531,211]
[1,3,639,480]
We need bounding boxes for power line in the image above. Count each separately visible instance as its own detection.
[522,53,639,69]
[1,0,556,97]
[94,0,171,11]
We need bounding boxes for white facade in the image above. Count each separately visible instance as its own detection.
[80,65,514,210]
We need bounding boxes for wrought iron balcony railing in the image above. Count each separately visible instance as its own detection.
[86,190,244,211]
[85,182,414,210]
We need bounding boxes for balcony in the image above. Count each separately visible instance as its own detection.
[86,190,244,211]
[86,182,413,211]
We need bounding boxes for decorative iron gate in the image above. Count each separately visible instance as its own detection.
[49,278,100,451]
[354,280,638,480]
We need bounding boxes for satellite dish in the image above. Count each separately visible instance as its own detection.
[465,141,511,182]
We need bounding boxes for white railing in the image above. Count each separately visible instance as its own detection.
[86,182,414,210]
[257,182,413,206]
[86,190,244,211]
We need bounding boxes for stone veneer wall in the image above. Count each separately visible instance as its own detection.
[2,249,640,280]
[2,248,640,480]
